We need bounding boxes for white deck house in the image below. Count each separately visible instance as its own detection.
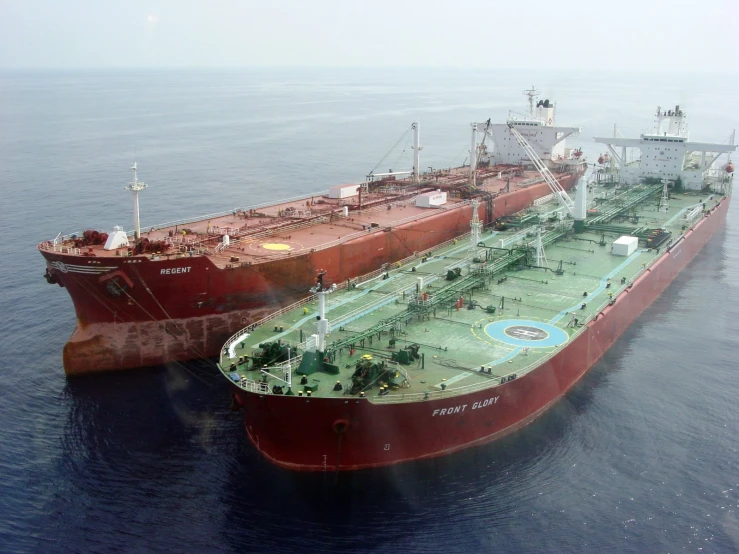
[470,88,581,173]
[595,106,735,190]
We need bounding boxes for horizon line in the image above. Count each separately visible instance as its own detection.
[0,65,736,75]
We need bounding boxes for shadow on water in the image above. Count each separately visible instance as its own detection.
[60,360,222,461]
[43,360,239,552]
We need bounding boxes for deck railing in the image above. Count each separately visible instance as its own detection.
[48,189,330,244]
[38,244,83,255]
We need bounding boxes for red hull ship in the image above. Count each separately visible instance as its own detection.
[230,198,729,470]
[222,105,735,470]
[39,91,583,375]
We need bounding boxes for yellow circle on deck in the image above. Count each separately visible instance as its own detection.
[261,243,292,251]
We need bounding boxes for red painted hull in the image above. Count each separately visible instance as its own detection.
[230,196,730,471]
[40,178,574,374]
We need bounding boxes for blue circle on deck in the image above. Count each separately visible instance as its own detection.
[484,319,568,348]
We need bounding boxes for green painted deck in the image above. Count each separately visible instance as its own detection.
[220,184,723,403]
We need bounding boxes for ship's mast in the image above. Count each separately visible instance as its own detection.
[412,122,421,184]
[470,198,482,252]
[470,119,491,188]
[125,162,147,240]
[654,105,687,137]
[470,123,478,186]
[311,271,336,354]
[523,86,538,119]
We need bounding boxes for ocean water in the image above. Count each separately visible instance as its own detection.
[0,68,738,553]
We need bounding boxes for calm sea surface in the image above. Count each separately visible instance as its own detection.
[0,69,738,553]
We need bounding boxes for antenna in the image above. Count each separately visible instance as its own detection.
[469,198,482,252]
[310,271,336,354]
[125,161,148,240]
[411,122,422,184]
[523,86,538,119]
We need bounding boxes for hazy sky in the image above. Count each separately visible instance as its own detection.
[1,0,737,71]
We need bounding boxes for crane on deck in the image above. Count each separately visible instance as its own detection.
[471,118,492,188]
[506,123,577,215]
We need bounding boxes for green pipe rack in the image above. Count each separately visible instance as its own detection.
[585,184,662,226]
[319,185,662,360]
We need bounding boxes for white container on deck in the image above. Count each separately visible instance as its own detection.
[104,226,129,250]
[415,190,447,208]
[612,236,638,256]
[328,184,360,199]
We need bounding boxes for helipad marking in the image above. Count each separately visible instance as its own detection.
[484,319,568,348]
[262,243,291,251]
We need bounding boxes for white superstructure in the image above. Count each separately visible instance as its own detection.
[472,87,581,171]
[595,106,736,191]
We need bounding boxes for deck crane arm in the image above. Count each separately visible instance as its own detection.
[471,118,492,188]
[507,123,576,217]
[477,118,492,165]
